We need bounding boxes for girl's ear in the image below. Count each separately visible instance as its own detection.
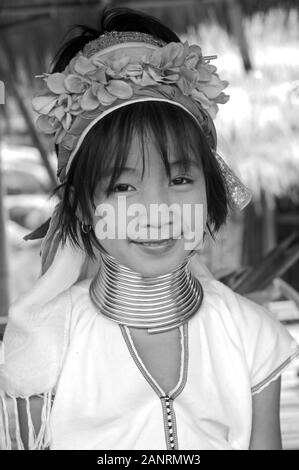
[69,185,93,224]
[75,204,83,223]
[69,185,84,223]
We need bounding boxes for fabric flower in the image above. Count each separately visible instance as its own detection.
[106,54,131,77]
[32,38,230,164]
[198,74,229,100]
[36,115,60,134]
[46,73,68,94]
[32,93,58,115]
[129,70,158,87]
[145,42,187,70]
[64,74,91,94]
[74,55,97,75]
[106,80,133,99]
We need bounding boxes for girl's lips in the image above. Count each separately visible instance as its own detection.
[129,237,177,254]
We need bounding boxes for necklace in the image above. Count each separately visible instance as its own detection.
[89,249,203,334]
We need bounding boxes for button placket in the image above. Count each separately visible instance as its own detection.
[119,322,189,450]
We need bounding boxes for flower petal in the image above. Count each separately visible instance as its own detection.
[70,97,82,115]
[91,68,107,84]
[139,70,158,86]
[214,91,230,104]
[199,77,228,99]
[52,105,65,121]
[180,66,196,82]
[55,126,68,144]
[32,95,58,114]
[176,76,192,95]
[91,53,107,68]
[64,57,77,74]
[62,113,72,130]
[146,67,163,82]
[146,50,162,68]
[36,115,59,133]
[64,74,87,93]
[46,73,67,94]
[206,64,217,73]
[196,66,213,82]
[106,80,133,99]
[110,55,131,72]
[74,55,96,75]
[191,89,212,108]
[188,44,202,57]
[96,86,117,106]
[106,67,124,79]
[57,93,72,110]
[162,42,185,68]
[81,88,100,110]
[185,53,199,70]
[206,103,218,119]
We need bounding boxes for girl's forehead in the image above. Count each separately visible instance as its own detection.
[125,131,194,168]
[126,134,161,167]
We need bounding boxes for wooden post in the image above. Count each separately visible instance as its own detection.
[225,0,253,72]
[0,32,57,188]
[261,191,276,256]
[0,141,10,323]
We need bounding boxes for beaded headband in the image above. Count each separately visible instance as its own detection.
[32,30,251,209]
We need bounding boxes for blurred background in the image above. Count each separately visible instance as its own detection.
[0,0,299,449]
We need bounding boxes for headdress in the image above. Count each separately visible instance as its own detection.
[32,30,251,208]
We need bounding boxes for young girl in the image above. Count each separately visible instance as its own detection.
[1,7,298,450]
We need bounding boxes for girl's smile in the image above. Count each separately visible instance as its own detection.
[129,236,177,254]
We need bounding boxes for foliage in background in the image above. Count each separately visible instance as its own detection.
[184,8,299,203]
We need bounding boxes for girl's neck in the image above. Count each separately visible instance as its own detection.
[89,249,203,334]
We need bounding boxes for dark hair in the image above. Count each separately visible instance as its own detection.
[50,7,228,259]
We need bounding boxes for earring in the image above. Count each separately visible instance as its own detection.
[81,221,92,234]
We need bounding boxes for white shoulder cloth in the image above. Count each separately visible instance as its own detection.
[0,239,212,449]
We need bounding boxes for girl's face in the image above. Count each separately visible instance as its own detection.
[92,132,207,277]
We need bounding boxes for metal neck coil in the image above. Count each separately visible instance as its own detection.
[89,251,203,334]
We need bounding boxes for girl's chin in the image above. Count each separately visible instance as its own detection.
[125,239,188,276]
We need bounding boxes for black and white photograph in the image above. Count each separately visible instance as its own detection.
[0,0,299,455]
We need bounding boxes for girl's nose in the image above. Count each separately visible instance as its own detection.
[135,184,176,232]
[141,181,171,208]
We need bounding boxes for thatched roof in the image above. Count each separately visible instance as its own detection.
[182,9,299,202]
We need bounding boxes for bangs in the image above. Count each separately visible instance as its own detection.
[69,101,204,210]
[104,102,202,198]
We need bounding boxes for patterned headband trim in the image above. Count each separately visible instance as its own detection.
[32,31,251,209]
[83,30,167,56]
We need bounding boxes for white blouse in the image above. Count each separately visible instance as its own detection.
[1,275,299,450]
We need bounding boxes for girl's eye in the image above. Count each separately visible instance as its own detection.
[112,183,136,193]
[170,177,193,186]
